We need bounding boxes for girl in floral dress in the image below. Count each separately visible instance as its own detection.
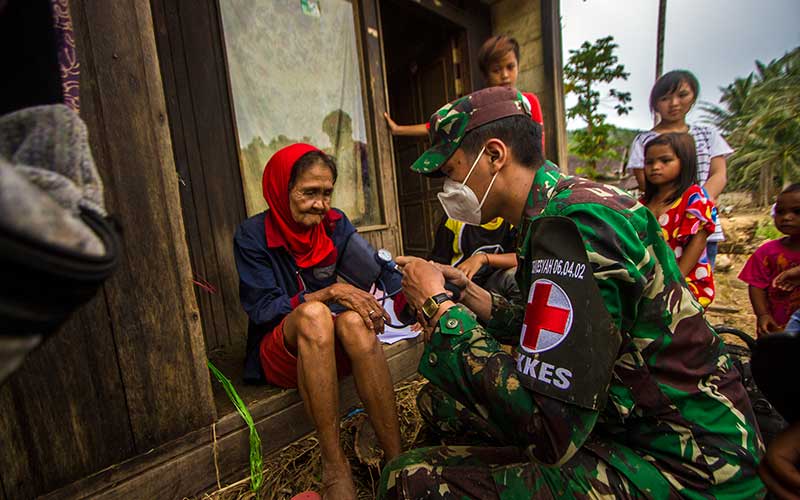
[641,132,717,308]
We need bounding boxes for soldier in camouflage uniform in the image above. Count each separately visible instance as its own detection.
[383,86,765,499]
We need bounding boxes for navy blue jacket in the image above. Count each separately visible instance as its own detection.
[233,209,400,384]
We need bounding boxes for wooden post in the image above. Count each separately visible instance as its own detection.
[541,0,569,170]
[71,0,215,449]
[655,0,667,80]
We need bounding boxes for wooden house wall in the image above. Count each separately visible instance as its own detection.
[0,1,565,498]
[150,0,249,353]
[489,0,568,168]
[0,0,216,497]
[150,0,403,355]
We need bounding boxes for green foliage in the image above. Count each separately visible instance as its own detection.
[702,47,800,205]
[754,216,783,241]
[564,36,632,178]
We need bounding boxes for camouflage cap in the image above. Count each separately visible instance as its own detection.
[411,86,532,176]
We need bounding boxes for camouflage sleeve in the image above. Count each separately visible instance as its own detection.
[559,203,655,333]
[483,291,524,342]
[420,304,599,466]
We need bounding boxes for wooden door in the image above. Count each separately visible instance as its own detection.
[390,44,455,257]
[381,0,486,257]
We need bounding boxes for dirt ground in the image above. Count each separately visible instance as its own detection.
[201,208,774,500]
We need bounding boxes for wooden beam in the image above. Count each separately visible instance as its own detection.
[72,0,215,451]
[0,296,135,498]
[540,0,569,170]
[150,0,249,352]
[41,339,425,500]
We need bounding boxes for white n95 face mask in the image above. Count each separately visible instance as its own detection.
[437,145,498,225]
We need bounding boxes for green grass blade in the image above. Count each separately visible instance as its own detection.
[207,360,263,493]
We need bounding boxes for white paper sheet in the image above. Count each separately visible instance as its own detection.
[374,293,420,344]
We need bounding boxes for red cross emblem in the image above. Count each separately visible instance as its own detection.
[520,279,573,353]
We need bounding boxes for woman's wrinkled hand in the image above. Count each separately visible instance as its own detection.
[328,283,389,334]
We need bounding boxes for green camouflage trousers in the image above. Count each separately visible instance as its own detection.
[378,383,670,500]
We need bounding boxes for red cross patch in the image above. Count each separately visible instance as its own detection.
[519,279,573,354]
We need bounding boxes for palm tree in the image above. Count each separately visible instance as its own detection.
[702,47,800,204]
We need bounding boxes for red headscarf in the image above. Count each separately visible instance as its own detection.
[262,143,337,269]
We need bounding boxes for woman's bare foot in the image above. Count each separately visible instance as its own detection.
[321,459,356,500]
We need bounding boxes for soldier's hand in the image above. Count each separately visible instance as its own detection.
[395,256,447,311]
[430,262,469,295]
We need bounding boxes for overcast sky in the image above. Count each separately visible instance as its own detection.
[561,0,800,131]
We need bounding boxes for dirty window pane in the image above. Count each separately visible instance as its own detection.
[220,0,382,226]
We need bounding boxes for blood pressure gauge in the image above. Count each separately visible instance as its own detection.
[376,248,393,264]
[376,248,400,272]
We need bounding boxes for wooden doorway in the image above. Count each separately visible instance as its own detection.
[380,0,489,257]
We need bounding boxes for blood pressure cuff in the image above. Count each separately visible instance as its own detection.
[515,216,621,410]
[336,231,402,296]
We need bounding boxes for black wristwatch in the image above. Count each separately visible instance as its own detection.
[421,293,450,325]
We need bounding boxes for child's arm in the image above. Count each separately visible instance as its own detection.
[633,169,646,192]
[383,113,427,137]
[773,265,800,291]
[457,253,518,280]
[748,285,781,337]
[486,252,517,270]
[703,156,728,202]
[677,230,710,277]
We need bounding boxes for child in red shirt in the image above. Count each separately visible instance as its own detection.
[739,183,800,336]
[383,35,545,146]
[640,133,716,307]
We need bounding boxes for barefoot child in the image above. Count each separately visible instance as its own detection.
[641,132,717,307]
[739,183,800,336]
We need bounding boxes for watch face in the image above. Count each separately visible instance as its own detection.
[422,297,439,320]
[377,248,392,263]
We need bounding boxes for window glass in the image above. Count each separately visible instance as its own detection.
[220,0,382,225]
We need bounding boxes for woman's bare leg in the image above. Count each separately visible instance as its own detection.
[283,302,355,499]
[335,311,402,461]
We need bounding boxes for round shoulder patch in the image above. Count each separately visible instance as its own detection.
[519,278,573,354]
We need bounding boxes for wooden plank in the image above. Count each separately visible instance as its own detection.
[178,0,248,347]
[42,339,425,500]
[150,0,248,352]
[73,0,215,451]
[360,0,402,256]
[0,294,136,497]
[408,0,491,90]
[150,0,223,351]
[539,0,568,169]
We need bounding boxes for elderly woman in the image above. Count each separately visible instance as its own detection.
[234,143,401,498]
